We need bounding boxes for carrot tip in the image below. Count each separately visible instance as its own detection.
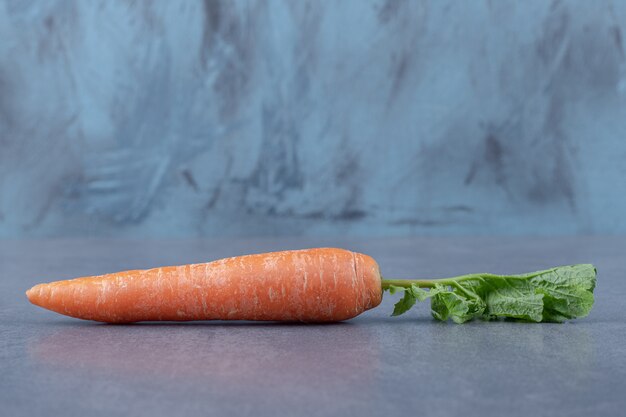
[26,285,41,306]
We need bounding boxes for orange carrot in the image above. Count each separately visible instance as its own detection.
[26,248,596,324]
[26,248,382,323]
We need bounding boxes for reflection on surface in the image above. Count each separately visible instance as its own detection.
[28,322,381,387]
[383,320,595,401]
[367,318,598,413]
[28,316,598,414]
[422,322,595,371]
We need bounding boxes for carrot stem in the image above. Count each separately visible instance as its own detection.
[380,267,565,291]
[381,279,439,289]
[380,273,496,290]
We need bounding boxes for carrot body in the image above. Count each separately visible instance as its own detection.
[26,248,382,323]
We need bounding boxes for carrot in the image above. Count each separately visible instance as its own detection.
[26,248,596,324]
[26,248,383,323]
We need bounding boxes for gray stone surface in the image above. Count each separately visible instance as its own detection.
[1,237,625,416]
[2,1,626,237]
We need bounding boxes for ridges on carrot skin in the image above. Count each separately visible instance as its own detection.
[26,248,383,323]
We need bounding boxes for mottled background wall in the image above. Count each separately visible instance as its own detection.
[0,0,625,238]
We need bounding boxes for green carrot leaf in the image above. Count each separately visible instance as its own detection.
[528,264,596,321]
[391,289,417,316]
[408,284,433,301]
[387,285,404,295]
[382,264,596,323]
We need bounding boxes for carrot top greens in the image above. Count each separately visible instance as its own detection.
[382,264,596,323]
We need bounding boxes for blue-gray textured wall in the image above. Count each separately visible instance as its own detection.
[0,0,625,237]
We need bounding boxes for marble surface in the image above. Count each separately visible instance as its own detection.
[1,1,626,237]
[1,237,625,416]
